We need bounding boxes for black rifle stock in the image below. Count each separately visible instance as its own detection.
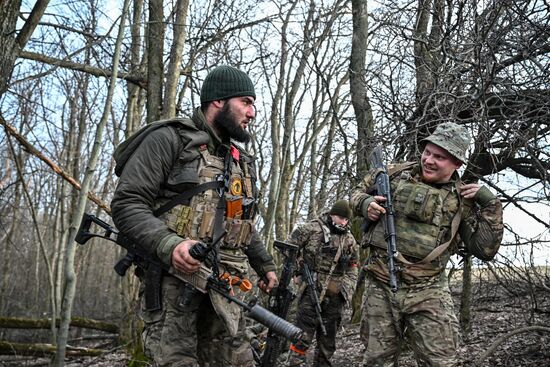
[76,213,302,343]
[302,262,327,335]
[260,240,299,367]
[369,145,399,292]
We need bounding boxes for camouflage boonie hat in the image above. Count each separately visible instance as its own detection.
[421,122,470,163]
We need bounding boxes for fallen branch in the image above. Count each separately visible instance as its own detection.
[0,341,104,357]
[0,316,118,333]
[475,325,550,365]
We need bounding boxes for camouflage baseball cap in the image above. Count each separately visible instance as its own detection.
[421,122,471,163]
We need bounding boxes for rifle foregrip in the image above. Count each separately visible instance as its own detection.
[168,265,212,293]
[247,304,302,343]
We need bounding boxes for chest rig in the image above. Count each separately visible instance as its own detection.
[163,145,256,250]
[367,169,461,260]
[310,220,352,276]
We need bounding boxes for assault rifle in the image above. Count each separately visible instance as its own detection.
[368,145,399,292]
[75,213,303,343]
[302,261,327,335]
[259,240,300,367]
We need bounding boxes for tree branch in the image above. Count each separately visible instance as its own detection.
[15,0,51,49]
[0,115,111,215]
[18,50,147,88]
[475,325,550,365]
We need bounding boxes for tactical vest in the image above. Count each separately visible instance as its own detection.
[311,220,351,276]
[162,145,256,251]
[366,169,460,260]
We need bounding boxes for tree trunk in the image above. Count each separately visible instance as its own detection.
[53,0,131,363]
[0,0,22,95]
[350,0,374,178]
[262,2,297,245]
[0,0,50,95]
[146,0,164,123]
[459,255,473,333]
[162,0,190,119]
[127,0,145,135]
[0,162,22,314]
[7,135,57,342]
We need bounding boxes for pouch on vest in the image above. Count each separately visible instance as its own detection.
[403,185,441,224]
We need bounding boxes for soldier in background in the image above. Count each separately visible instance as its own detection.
[351,122,504,366]
[287,200,359,367]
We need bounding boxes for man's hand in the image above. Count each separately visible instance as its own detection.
[172,239,201,274]
[367,195,387,221]
[258,271,278,294]
[460,183,481,199]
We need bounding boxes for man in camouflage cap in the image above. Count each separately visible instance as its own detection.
[112,65,278,366]
[350,121,504,366]
[286,200,359,367]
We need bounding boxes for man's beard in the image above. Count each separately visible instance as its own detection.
[327,215,348,234]
[214,103,251,143]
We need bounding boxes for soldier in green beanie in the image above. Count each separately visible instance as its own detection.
[287,199,359,367]
[111,65,277,366]
[351,122,504,366]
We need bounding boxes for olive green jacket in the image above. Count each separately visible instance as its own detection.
[111,108,276,277]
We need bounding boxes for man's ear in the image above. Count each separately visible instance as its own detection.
[211,99,225,108]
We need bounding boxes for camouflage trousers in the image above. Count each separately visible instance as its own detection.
[360,274,460,367]
[140,276,254,367]
[288,287,345,367]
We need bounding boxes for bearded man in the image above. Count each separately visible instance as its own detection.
[111,65,278,366]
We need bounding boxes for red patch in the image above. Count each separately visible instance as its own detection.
[230,145,240,160]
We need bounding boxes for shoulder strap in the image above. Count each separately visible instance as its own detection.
[387,161,416,177]
[316,219,331,244]
[152,181,223,217]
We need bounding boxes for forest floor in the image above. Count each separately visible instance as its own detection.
[1,278,549,366]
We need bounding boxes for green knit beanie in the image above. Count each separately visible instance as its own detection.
[200,65,256,103]
[329,200,352,219]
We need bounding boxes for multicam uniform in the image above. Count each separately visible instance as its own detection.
[111,107,276,367]
[288,213,359,367]
[351,163,503,367]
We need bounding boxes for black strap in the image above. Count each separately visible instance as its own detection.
[212,148,233,242]
[153,180,223,217]
[143,263,163,311]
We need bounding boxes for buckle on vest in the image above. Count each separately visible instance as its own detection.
[215,174,225,197]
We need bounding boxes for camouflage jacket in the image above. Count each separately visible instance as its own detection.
[111,107,276,278]
[290,213,359,303]
[350,162,503,282]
